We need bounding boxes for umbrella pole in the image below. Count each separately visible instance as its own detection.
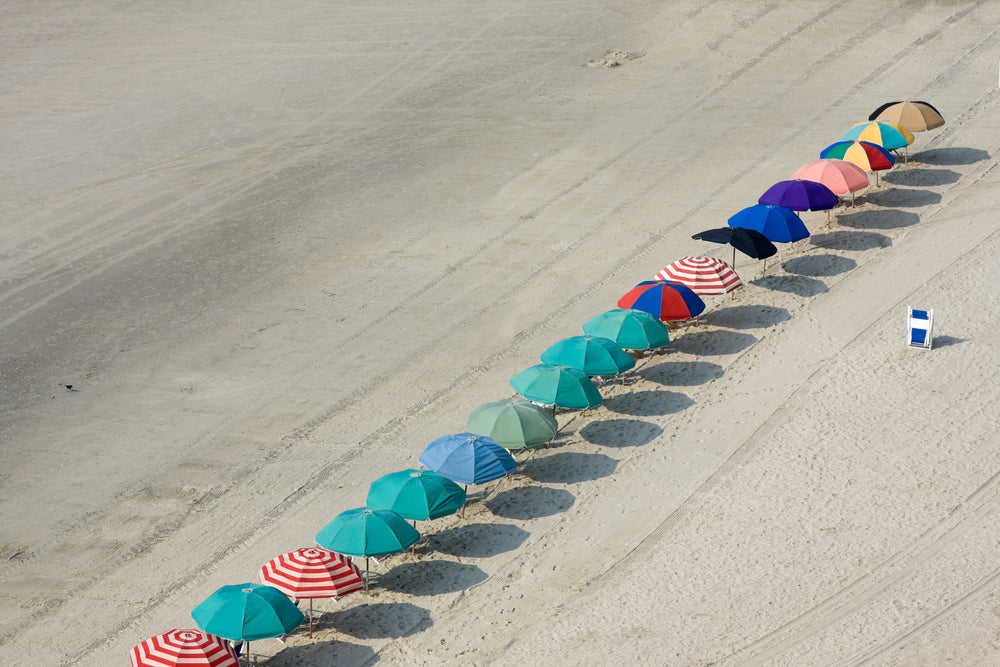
[761,257,767,277]
[309,599,314,638]
[732,246,736,268]
[365,558,370,593]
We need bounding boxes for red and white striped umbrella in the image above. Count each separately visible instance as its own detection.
[259,547,364,637]
[654,256,742,295]
[130,628,238,667]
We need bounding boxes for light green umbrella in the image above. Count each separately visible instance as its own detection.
[581,308,670,352]
[539,335,636,376]
[509,364,602,410]
[465,399,559,450]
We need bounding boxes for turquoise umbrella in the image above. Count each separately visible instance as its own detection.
[581,308,670,352]
[316,507,420,589]
[509,364,602,410]
[366,469,466,521]
[192,583,304,663]
[465,398,558,449]
[540,335,635,377]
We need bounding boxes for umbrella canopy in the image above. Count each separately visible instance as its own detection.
[868,100,944,132]
[315,507,420,558]
[729,204,810,243]
[466,398,559,449]
[791,159,869,196]
[509,363,603,410]
[840,121,914,150]
[581,308,671,351]
[259,547,363,600]
[540,335,636,376]
[617,280,705,321]
[366,469,466,519]
[418,433,517,484]
[758,179,838,212]
[655,255,742,295]
[192,583,304,642]
[692,227,777,260]
[131,629,239,667]
[820,140,895,172]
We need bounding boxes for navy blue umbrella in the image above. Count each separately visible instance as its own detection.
[692,227,778,275]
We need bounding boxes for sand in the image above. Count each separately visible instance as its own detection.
[2,0,1000,665]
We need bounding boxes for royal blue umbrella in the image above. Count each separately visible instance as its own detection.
[418,433,517,485]
[509,364,603,410]
[728,203,810,243]
[192,583,304,663]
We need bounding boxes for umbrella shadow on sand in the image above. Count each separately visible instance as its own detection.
[377,559,489,596]
[883,167,960,187]
[668,330,757,355]
[266,639,377,666]
[782,254,856,278]
[912,146,989,166]
[603,389,694,416]
[319,601,431,639]
[701,305,790,330]
[426,523,529,558]
[522,451,618,484]
[751,275,828,297]
[834,209,919,230]
[868,187,942,208]
[486,486,576,519]
[579,418,662,448]
[638,360,723,386]
[811,230,891,252]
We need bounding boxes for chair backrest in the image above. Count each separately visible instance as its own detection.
[907,307,933,349]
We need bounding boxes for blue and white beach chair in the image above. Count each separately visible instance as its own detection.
[907,307,933,349]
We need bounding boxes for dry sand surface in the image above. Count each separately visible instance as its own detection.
[3,0,1000,665]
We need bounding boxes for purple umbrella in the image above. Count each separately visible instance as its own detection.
[759,179,839,225]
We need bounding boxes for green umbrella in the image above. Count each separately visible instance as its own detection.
[509,364,602,410]
[581,308,670,351]
[316,507,420,589]
[192,583,304,663]
[366,470,466,521]
[465,398,559,450]
[539,335,636,376]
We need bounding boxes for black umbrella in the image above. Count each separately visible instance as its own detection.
[692,227,778,276]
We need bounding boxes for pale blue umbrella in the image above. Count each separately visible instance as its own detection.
[418,433,516,485]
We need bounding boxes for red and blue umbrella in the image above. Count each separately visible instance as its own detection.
[617,280,705,322]
[728,203,809,243]
[758,179,838,212]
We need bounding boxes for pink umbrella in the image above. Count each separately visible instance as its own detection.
[791,158,869,206]
[655,256,742,297]
[259,547,363,637]
[130,628,239,667]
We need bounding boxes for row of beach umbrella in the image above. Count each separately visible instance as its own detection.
[130,99,944,666]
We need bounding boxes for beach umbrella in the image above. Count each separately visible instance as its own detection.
[692,227,777,273]
[791,158,869,206]
[581,308,671,352]
[758,180,838,215]
[728,204,810,242]
[617,280,705,323]
[315,507,420,588]
[820,140,895,185]
[465,398,559,449]
[367,469,466,520]
[540,335,636,377]
[192,583,304,664]
[868,100,944,132]
[258,547,363,638]
[130,628,239,667]
[840,120,914,162]
[509,363,603,410]
[655,256,742,296]
[418,433,517,485]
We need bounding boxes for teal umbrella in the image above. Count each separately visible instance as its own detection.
[192,583,304,663]
[366,469,466,522]
[540,335,635,376]
[581,308,670,352]
[465,398,559,450]
[509,364,602,410]
[316,507,420,589]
